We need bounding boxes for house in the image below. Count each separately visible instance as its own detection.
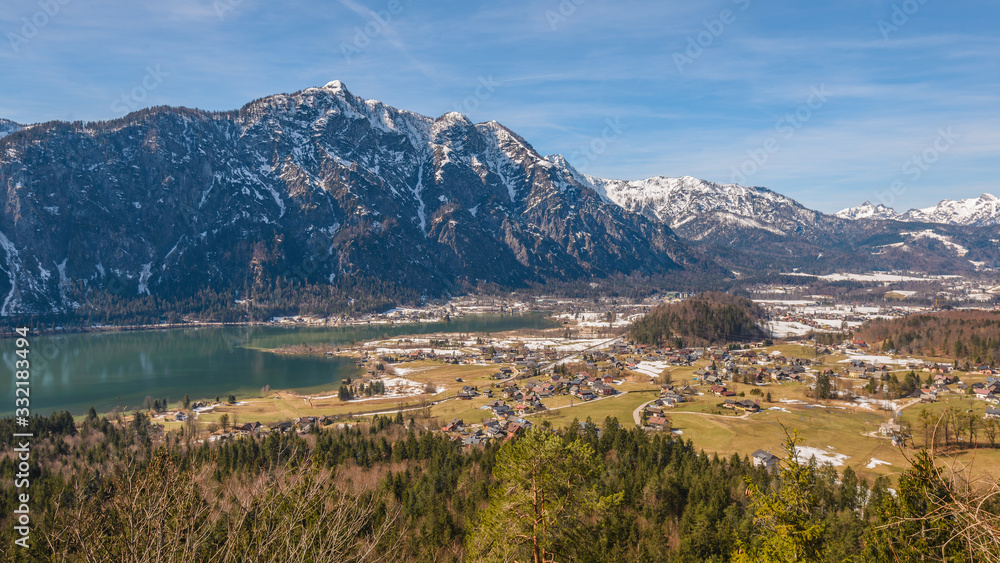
[270,421,293,433]
[593,383,616,396]
[237,421,262,434]
[752,450,781,470]
[647,415,669,429]
[880,421,903,436]
[442,418,464,432]
[984,407,1000,420]
[734,400,761,413]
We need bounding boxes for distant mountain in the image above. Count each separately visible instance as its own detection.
[2,81,996,317]
[834,201,899,221]
[0,119,20,139]
[574,170,824,240]
[0,81,697,315]
[561,162,1000,275]
[837,193,1000,226]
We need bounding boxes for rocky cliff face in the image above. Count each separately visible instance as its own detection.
[0,82,695,314]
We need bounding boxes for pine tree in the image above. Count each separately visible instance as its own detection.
[733,429,827,562]
[466,429,622,562]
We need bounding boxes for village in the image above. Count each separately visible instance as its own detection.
[139,294,1000,482]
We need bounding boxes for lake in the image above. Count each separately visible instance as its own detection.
[0,313,556,416]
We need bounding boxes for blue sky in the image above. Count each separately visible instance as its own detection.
[1,0,997,213]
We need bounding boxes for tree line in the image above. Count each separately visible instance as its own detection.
[0,411,997,561]
[857,310,1000,367]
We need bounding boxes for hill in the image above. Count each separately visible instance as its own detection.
[629,291,767,347]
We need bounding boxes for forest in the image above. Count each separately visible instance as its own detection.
[629,292,767,347]
[1,410,997,562]
[856,310,1000,368]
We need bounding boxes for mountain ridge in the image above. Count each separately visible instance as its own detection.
[837,193,1000,226]
[0,81,698,315]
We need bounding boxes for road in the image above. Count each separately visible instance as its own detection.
[523,390,631,417]
[540,336,622,372]
[632,398,753,428]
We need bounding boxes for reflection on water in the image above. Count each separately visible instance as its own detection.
[0,313,555,416]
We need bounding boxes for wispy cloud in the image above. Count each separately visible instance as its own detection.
[0,0,996,210]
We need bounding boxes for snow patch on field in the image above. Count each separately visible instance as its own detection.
[389,365,431,376]
[852,397,900,411]
[867,458,891,469]
[795,446,849,467]
[631,361,669,378]
[552,312,634,327]
[767,320,825,337]
[840,354,911,366]
[311,377,441,400]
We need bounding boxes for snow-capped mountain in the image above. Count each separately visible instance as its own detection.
[834,201,899,221]
[572,170,824,240]
[0,119,20,139]
[901,194,1000,226]
[562,162,999,274]
[0,81,696,314]
[837,194,1000,226]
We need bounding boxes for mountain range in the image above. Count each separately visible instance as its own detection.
[574,172,999,272]
[0,82,996,315]
[836,194,1000,226]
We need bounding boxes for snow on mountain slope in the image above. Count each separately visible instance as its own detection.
[0,119,21,139]
[550,161,824,239]
[901,194,1000,226]
[0,82,695,314]
[837,194,999,226]
[835,201,900,221]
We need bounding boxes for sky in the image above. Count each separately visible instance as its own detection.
[1,0,998,213]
